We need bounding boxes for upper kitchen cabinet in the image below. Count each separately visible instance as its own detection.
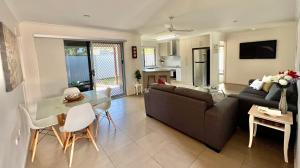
[159,42,169,56]
[158,40,180,56]
[191,35,210,48]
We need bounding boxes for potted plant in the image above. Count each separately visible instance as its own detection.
[269,70,299,114]
[135,70,142,83]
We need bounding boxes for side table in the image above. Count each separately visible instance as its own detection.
[248,105,293,163]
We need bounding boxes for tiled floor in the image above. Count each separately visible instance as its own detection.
[26,87,294,168]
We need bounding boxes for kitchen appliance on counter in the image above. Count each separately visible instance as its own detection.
[193,47,210,86]
[170,69,176,79]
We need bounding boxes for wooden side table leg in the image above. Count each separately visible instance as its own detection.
[248,115,254,148]
[253,124,257,137]
[284,124,291,163]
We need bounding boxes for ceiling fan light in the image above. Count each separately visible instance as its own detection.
[156,34,177,41]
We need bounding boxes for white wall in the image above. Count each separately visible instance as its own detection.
[34,37,68,98]
[0,1,28,168]
[225,24,297,85]
[19,22,142,103]
[179,35,210,84]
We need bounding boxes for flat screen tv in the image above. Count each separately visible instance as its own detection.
[239,40,277,59]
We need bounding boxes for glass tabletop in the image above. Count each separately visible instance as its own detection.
[36,90,110,120]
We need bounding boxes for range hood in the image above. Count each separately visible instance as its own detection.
[159,39,180,56]
[169,40,179,56]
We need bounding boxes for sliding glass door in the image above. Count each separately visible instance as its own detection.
[91,42,125,97]
[64,41,93,91]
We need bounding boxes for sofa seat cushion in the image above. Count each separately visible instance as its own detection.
[151,84,176,93]
[241,87,267,97]
[174,87,214,107]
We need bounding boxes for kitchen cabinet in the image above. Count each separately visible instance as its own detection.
[176,68,181,81]
[158,42,170,56]
[158,40,180,56]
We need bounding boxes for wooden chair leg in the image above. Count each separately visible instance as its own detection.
[86,129,99,151]
[31,130,39,162]
[52,126,63,147]
[30,130,36,151]
[69,134,75,167]
[64,133,71,153]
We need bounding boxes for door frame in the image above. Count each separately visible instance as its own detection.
[64,40,94,91]
[90,41,127,97]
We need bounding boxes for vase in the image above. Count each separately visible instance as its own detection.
[278,88,288,114]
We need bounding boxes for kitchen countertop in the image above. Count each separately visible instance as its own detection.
[143,68,172,72]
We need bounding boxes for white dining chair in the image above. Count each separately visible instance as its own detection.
[93,87,116,136]
[63,87,80,96]
[19,104,63,162]
[60,103,99,167]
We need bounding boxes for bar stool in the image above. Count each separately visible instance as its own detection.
[158,75,168,83]
[147,75,156,88]
[134,83,143,95]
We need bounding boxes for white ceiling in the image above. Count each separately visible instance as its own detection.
[5,0,298,37]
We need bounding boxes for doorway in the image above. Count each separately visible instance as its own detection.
[91,42,125,97]
[218,41,225,83]
[64,40,126,97]
[64,41,93,91]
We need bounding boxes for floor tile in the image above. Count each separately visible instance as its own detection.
[109,142,150,168]
[153,142,198,168]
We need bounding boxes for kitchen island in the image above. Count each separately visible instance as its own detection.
[143,68,171,88]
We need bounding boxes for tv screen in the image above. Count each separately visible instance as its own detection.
[239,40,277,59]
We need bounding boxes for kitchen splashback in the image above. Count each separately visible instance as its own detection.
[160,56,181,67]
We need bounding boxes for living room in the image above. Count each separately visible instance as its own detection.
[0,0,300,168]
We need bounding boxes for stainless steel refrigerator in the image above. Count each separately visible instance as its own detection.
[193,48,210,86]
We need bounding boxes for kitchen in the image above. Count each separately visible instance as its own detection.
[141,40,181,89]
[141,33,223,89]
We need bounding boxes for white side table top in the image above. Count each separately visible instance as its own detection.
[248,105,293,125]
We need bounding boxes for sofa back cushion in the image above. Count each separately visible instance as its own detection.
[174,87,214,107]
[151,84,176,93]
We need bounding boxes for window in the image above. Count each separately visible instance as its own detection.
[143,47,156,67]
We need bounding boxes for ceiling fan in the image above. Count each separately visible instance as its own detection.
[155,16,194,34]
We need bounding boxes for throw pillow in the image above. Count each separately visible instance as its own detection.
[262,82,273,93]
[265,84,281,101]
[250,79,264,90]
[262,75,272,83]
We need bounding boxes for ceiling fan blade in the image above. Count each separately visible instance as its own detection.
[153,30,169,35]
[172,29,194,32]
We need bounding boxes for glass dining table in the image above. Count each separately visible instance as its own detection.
[36,90,110,141]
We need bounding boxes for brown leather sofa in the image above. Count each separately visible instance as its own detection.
[144,84,239,151]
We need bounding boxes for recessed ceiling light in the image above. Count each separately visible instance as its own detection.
[251,28,256,31]
[83,14,91,18]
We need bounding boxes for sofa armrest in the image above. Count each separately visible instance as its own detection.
[204,97,238,151]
